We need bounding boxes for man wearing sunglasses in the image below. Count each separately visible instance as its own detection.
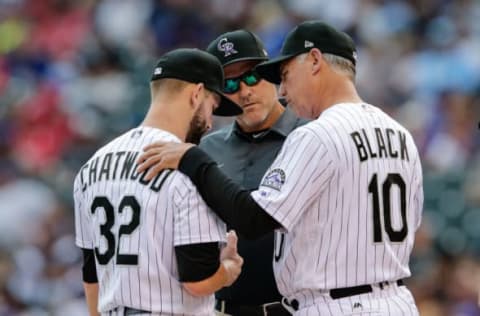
[201,30,308,315]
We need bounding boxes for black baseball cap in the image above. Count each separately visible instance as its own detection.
[206,30,269,67]
[256,21,357,84]
[151,48,242,116]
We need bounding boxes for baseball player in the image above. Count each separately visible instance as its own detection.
[137,21,423,315]
[73,48,244,316]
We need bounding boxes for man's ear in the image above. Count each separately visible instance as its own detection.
[190,83,205,110]
[310,48,323,74]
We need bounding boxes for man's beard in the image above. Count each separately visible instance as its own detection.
[185,108,208,144]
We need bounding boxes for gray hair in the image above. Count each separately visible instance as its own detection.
[295,51,356,82]
[322,53,356,81]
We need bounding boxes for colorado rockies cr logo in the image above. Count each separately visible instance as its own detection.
[217,38,238,57]
[261,168,286,191]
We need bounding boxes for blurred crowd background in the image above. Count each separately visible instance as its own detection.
[0,0,479,315]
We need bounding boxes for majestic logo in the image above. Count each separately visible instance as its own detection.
[217,38,238,57]
[304,40,314,48]
[261,168,286,191]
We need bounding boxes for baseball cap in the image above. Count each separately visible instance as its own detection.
[150,48,242,116]
[256,21,357,84]
[206,30,269,67]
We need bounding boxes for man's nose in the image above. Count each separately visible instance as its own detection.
[278,82,286,97]
[238,81,252,99]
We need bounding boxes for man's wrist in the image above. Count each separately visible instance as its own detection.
[220,259,236,287]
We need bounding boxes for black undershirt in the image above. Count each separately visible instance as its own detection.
[81,243,221,283]
[179,147,281,239]
[174,242,220,282]
[82,248,98,283]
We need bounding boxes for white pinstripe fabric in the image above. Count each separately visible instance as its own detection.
[251,103,422,314]
[75,126,224,316]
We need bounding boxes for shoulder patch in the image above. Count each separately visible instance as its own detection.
[261,168,286,191]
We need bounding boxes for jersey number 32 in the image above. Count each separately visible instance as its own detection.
[91,196,140,265]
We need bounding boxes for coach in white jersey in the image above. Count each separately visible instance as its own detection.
[73,48,244,316]
[137,21,423,316]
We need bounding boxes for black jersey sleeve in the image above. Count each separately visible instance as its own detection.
[81,248,98,283]
[175,242,220,282]
[178,147,281,239]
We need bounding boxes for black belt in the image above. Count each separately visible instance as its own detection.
[124,307,150,315]
[286,279,405,311]
[330,279,404,299]
[215,299,291,316]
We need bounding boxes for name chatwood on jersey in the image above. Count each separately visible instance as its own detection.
[78,150,165,192]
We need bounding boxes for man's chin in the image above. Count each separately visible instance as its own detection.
[237,118,268,132]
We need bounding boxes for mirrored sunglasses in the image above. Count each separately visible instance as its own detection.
[223,70,262,94]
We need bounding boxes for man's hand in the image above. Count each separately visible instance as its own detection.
[220,230,240,261]
[220,230,243,287]
[136,141,195,181]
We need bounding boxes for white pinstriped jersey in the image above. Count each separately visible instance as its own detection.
[74,126,226,316]
[252,103,423,300]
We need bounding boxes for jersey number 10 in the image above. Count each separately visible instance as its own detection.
[368,173,408,242]
[91,196,141,265]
